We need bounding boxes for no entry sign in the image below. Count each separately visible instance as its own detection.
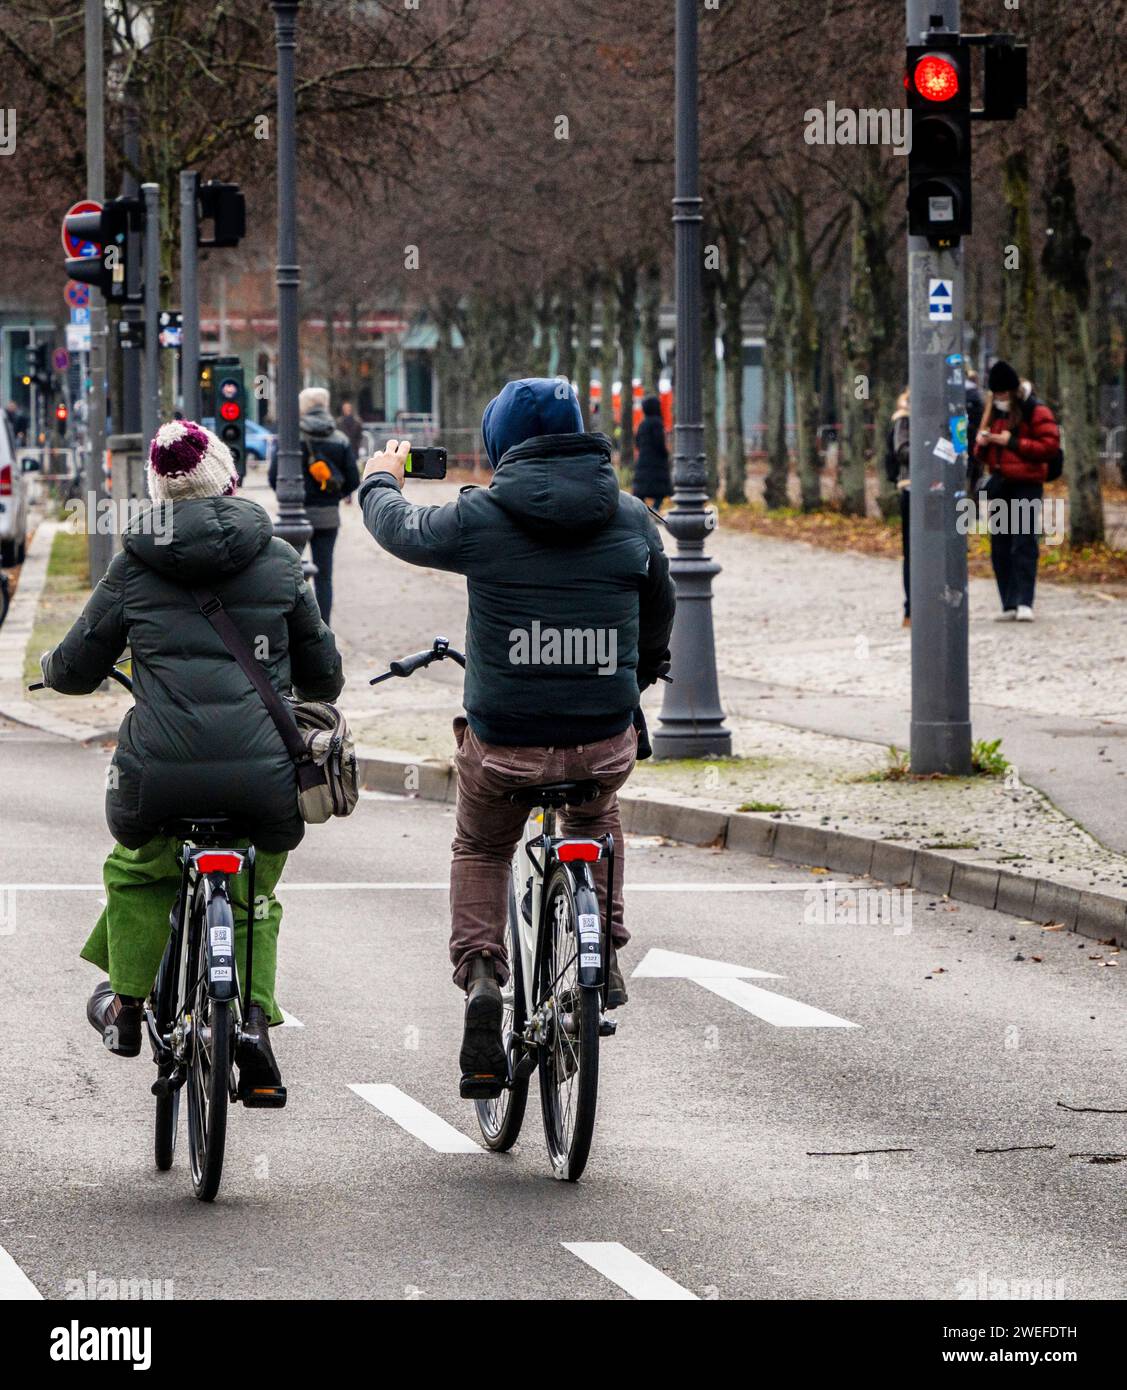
[62,199,101,259]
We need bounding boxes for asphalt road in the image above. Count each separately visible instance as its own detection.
[1,733,1124,1301]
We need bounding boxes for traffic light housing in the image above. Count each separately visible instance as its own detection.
[63,196,144,302]
[907,43,972,245]
[198,181,246,249]
[214,359,246,480]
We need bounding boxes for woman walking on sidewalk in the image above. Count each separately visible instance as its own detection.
[975,360,1060,622]
[884,389,912,626]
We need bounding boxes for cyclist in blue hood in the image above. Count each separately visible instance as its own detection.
[360,378,676,1101]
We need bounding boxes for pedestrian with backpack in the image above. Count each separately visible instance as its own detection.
[268,387,360,624]
[975,361,1061,623]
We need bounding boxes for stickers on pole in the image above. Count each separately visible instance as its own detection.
[928,279,954,321]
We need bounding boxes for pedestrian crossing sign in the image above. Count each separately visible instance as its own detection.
[929,279,954,321]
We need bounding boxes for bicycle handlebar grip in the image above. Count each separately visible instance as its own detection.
[27,681,45,691]
[390,649,436,677]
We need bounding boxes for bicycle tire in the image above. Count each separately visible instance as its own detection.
[474,866,530,1151]
[153,938,179,1171]
[186,885,232,1202]
[538,863,600,1181]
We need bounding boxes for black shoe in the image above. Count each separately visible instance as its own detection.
[86,981,143,1057]
[520,879,532,925]
[237,1004,286,1106]
[459,956,507,1100]
[606,943,628,1009]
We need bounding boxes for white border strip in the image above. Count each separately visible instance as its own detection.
[562,1242,699,1300]
[349,1084,483,1154]
[0,1245,42,1300]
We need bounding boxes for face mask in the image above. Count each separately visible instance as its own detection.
[993,400,1010,414]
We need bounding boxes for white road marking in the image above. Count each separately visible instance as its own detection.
[279,1010,304,1028]
[0,1245,42,1300]
[632,948,858,1028]
[562,1242,698,1300]
[349,1084,483,1154]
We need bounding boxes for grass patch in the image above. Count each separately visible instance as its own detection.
[736,799,788,813]
[858,739,1009,782]
[22,530,94,685]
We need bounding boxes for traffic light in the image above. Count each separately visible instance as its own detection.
[214,359,246,480]
[198,181,246,248]
[63,195,144,302]
[907,43,972,245]
[24,345,51,390]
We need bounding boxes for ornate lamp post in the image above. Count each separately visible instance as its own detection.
[271,0,311,553]
[652,0,731,758]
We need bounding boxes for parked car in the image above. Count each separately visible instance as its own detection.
[244,418,275,462]
[0,414,36,568]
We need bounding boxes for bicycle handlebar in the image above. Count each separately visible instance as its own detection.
[28,664,133,694]
[370,635,467,686]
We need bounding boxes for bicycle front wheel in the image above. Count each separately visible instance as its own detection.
[475,866,530,1151]
[537,864,600,1181]
[186,888,233,1202]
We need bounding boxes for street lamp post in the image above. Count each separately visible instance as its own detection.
[271,0,311,554]
[652,0,731,759]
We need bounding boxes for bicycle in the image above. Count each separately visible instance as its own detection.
[29,664,284,1202]
[372,636,619,1182]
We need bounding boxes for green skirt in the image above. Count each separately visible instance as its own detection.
[81,837,288,1025]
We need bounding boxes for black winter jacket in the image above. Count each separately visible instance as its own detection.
[268,406,360,522]
[361,431,676,746]
[632,401,671,498]
[44,497,344,851]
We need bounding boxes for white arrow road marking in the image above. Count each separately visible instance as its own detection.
[349,1084,483,1154]
[562,1242,699,1300]
[279,1010,304,1029]
[0,1245,42,1300]
[632,948,858,1028]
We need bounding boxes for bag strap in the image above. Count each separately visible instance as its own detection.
[192,588,323,791]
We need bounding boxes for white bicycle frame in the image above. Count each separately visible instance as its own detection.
[509,810,548,1023]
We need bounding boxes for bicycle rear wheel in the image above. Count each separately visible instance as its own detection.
[186,886,233,1202]
[537,864,600,1181]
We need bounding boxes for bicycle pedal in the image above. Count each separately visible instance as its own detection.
[151,1068,186,1098]
[240,1084,287,1109]
[459,1072,504,1100]
[598,1015,618,1038]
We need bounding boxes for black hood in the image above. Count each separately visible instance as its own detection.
[488,432,619,535]
[122,496,275,583]
[299,406,336,437]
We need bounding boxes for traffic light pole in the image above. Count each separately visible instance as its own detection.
[119,83,142,436]
[652,0,731,759]
[141,184,161,459]
[180,171,201,421]
[271,1,312,556]
[907,0,972,774]
[84,0,113,584]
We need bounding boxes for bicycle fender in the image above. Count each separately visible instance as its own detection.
[202,884,238,1004]
[571,867,603,991]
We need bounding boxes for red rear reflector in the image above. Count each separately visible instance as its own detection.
[0,464,11,496]
[196,852,244,874]
[557,841,601,862]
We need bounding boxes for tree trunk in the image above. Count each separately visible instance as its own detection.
[788,196,822,511]
[349,298,360,410]
[556,292,576,384]
[616,263,638,471]
[599,284,617,446]
[1001,151,1040,384]
[575,274,596,426]
[642,261,663,390]
[763,256,790,510]
[721,228,747,503]
[1042,143,1104,545]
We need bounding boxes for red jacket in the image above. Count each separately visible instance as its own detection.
[978,399,1059,484]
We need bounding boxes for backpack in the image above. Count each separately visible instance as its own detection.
[1046,444,1064,483]
[301,429,345,498]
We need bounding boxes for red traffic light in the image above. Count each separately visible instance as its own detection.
[55,403,69,423]
[914,53,960,102]
[219,400,241,422]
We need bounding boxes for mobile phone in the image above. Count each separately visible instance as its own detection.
[404,446,447,479]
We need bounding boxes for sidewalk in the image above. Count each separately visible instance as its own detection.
[6,471,1127,919]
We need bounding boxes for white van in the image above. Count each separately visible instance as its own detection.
[0,412,35,567]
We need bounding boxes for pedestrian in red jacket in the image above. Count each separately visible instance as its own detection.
[975,361,1060,622]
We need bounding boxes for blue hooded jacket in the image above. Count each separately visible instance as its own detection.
[481,377,584,467]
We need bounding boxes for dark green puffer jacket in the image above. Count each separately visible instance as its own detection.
[43,496,343,852]
[360,431,676,746]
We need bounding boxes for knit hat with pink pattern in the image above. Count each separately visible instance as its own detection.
[147,420,238,503]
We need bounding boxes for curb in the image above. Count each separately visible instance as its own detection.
[356,748,1127,950]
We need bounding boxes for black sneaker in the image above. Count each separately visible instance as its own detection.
[237,1004,286,1106]
[86,981,143,1057]
[459,957,507,1100]
[606,943,628,1009]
